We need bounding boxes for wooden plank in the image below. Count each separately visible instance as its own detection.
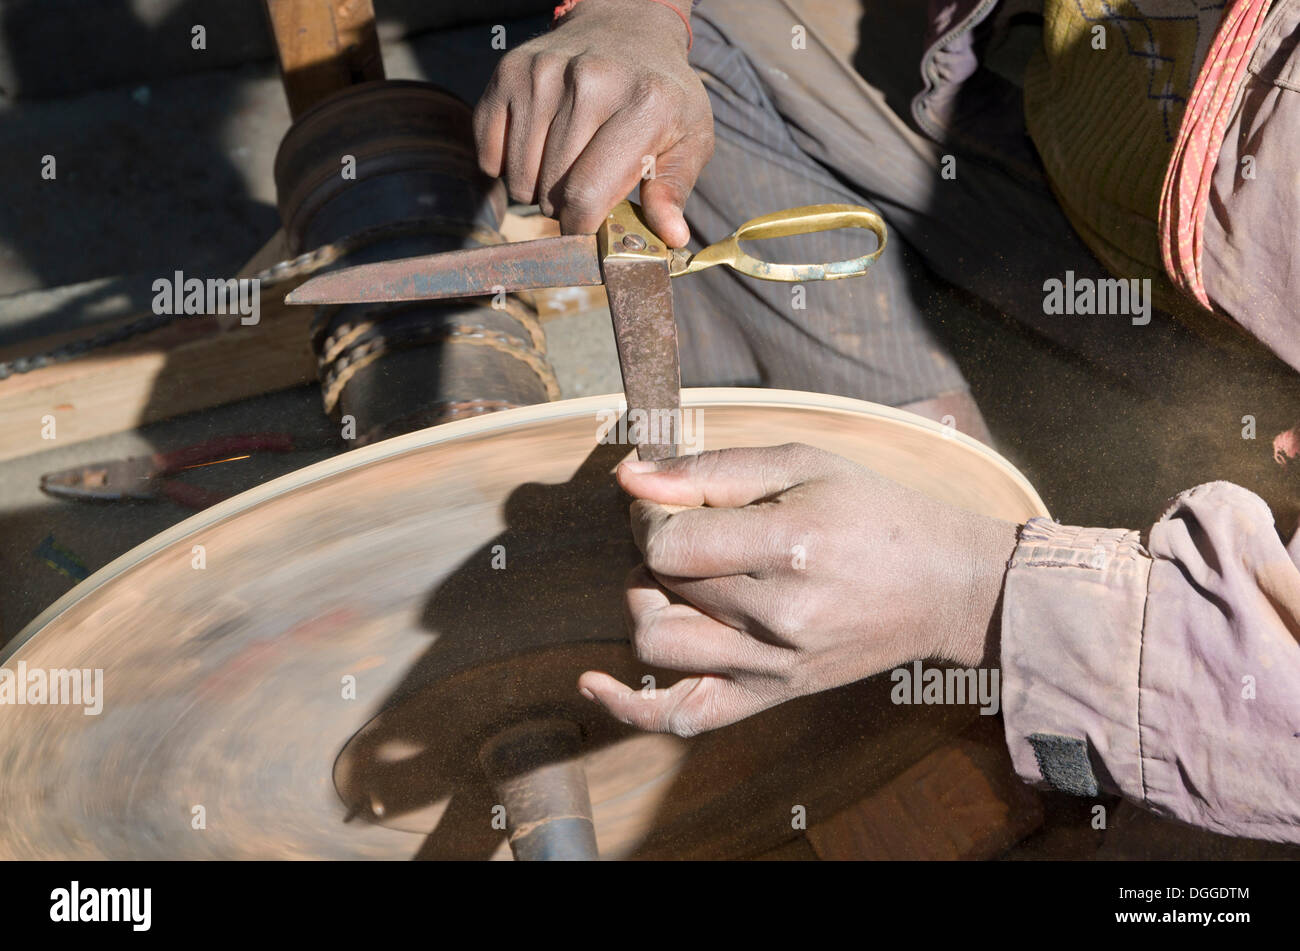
[807,720,1044,861]
[0,292,315,465]
[264,0,384,118]
[0,229,314,463]
[0,212,601,464]
[753,835,820,861]
[0,234,293,370]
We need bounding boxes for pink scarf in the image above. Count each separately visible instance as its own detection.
[1158,0,1273,309]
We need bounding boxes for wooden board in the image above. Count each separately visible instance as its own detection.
[0,211,596,464]
[0,249,316,464]
[807,719,1045,860]
[264,0,384,118]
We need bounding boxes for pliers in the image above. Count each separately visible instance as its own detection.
[40,433,310,509]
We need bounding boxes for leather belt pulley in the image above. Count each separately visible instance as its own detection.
[273,80,559,445]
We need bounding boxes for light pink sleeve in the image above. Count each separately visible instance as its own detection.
[1000,481,1300,844]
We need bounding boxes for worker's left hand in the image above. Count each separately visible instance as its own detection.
[472,0,712,246]
[578,444,1020,736]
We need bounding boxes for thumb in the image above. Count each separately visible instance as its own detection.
[616,444,820,508]
[639,132,711,249]
[576,669,761,737]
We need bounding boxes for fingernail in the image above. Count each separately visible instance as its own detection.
[621,460,659,474]
[579,686,596,702]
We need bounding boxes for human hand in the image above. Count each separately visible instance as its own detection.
[578,444,1020,735]
[473,0,713,246]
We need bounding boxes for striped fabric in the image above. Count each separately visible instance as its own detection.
[679,0,1195,402]
[1159,0,1274,309]
[673,12,972,406]
[1023,0,1226,302]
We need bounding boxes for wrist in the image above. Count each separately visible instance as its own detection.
[939,515,1019,668]
[560,0,693,46]
[563,0,693,16]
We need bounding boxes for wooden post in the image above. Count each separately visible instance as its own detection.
[263,0,384,118]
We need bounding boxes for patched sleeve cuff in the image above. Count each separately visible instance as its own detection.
[1000,518,1152,803]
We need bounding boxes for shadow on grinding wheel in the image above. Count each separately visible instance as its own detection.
[333,433,980,860]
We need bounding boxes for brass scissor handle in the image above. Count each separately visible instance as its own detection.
[598,201,888,283]
[669,203,887,282]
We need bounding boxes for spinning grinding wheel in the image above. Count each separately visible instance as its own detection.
[0,389,1047,860]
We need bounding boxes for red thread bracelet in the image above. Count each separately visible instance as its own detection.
[552,0,693,50]
[645,0,693,49]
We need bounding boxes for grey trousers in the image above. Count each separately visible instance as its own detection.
[673,0,1177,406]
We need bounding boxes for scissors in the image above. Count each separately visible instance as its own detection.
[287,200,888,460]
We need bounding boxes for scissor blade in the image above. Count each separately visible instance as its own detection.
[285,234,603,304]
[602,257,681,462]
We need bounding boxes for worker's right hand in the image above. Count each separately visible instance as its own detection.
[578,444,1020,737]
[472,0,714,248]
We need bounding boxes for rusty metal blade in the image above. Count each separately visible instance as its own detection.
[285,234,602,304]
[601,257,681,462]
